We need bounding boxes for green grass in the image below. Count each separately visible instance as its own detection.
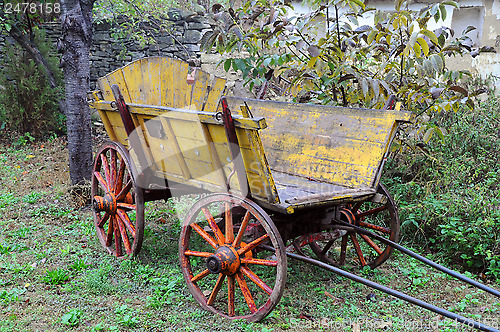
[1,128,500,331]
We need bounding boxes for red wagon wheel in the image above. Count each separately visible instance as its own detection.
[179,193,287,322]
[309,183,399,268]
[91,141,145,257]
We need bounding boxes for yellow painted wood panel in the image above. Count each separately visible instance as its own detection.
[225,97,410,189]
[204,77,226,113]
[169,117,206,141]
[98,69,131,103]
[190,69,211,111]
[146,137,185,176]
[143,57,163,105]
[172,60,190,108]
[121,59,149,104]
[160,57,175,107]
[176,137,213,162]
[183,158,220,185]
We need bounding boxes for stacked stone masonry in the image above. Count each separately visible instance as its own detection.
[0,9,213,89]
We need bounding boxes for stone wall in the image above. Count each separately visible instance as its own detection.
[0,9,213,89]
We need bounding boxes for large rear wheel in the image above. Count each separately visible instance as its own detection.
[179,193,287,322]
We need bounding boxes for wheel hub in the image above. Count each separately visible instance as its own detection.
[93,193,117,214]
[206,245,240,275]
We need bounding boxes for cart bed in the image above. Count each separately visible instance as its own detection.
[89,56,411,214]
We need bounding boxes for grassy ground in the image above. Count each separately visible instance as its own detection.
[1,137,499,332]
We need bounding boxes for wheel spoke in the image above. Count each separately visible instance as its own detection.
[360,234,383,255]
[114,158,126,194]
[110,149,117,190]
[202,207,225,245]
[228,275,235,317]
[351,201,363,213]
[356,205,388,219]
[358,220,391,234]
[116,209,136,238]
[184,250,212,258]
[97,212,110,228]
[116,214,132,254]
[114,217,122,256]
[190,223,218,249]
[235,272,257,313]
[350,233,366,266]
[225,202,234,244]
[233,211,251,248]
[117,203,136,210]
[207,274,225,306]
[191,269,210,283]
[106,215,114,246]
[94,171,109,192]
[320,240,334,255]
[238,234,269,255]
[339,235,348,265]
[100,153,111,186]
[240,257,277,267]
[240,265,272,295]
[116,180,132,201]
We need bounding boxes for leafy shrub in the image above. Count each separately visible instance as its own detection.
[0,28,64,137]
[209,0,478,115]
[385,94,500,279]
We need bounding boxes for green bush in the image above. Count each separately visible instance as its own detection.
[385,94,500,280]
[0,28,64,137]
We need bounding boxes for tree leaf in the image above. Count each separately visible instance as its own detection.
[413,41,422,58]
[349,0,366,10]
[224,59,232,72]
[417,37,429,56]
[463,25,476,35]
[430,54,444,72]
[308,45,321,57]
[395,0,405,11]
[307,56,318,68]
[407,31,419,48]
[420,29,439,45]
[423,127,434,143]
[466,97,475,110]
[441,0,459,8]
[439,4,447,21]
[430,87,444,99]
[367,30,377,44]
[449,85,468,96]
[361,77,369,97]
[371,79,380,98]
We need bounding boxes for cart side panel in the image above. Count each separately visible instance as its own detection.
[226,98,411,189]
[100,110,130,148]
[97,67,130,103]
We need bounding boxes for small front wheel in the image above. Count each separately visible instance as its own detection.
[309,183,400,268]
[91,141,145,258]
[179,193,287,322]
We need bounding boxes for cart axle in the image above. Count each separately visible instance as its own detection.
[285,250,499,332]
[335,220,500,299]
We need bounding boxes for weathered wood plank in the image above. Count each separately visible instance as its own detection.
[226,97,410,189]
[203,77,226,113]
[190,69,211,111]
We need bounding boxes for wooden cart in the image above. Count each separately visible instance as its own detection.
[88,56,413,321]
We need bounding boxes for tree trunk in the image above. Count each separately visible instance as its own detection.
[60,0,95,187]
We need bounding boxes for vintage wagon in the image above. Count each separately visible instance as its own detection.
[88,56,500,330]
